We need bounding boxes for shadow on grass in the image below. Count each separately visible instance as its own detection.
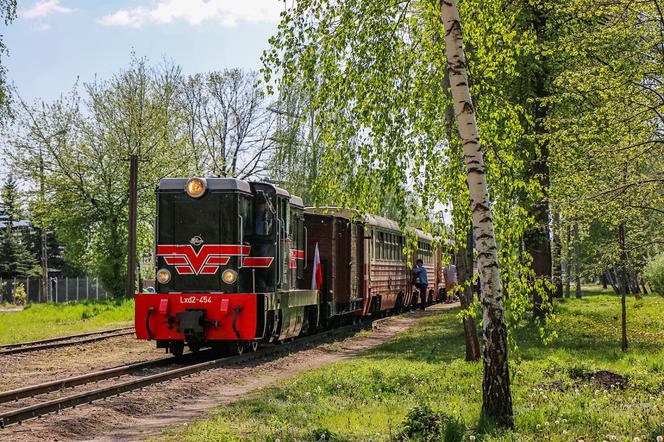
[363,310,469,365]
[363,292,664,369]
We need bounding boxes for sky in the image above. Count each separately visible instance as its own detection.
[3,0,284,103]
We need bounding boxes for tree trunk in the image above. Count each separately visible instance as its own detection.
[605,268,619,294]
[564,225,571,298]
[573,223,581,298]
[600,273,608,290]
[524,3,552,319]
[456,226,481,362]
[552,212,563,298]
[440,0,513,428]
[441,47,480,364]
[618,223,628,352]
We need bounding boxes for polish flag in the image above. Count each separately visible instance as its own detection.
[311,242,323,290]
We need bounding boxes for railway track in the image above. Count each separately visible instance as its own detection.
[0,323,366,428]
[0,327,135,356]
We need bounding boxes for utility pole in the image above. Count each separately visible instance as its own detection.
[39,146,49,303]
[125,154,138,298]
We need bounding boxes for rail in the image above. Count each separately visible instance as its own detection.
[0,327,135,355]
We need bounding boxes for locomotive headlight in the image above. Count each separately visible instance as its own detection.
[222,269,238,285]
[185,177,207,198]
[156,268,171,284]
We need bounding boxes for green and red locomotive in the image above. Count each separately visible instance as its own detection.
[134,177,447,356]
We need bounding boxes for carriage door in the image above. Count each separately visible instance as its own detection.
[350,222,362,306]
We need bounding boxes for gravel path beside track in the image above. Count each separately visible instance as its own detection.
[0,328,136,355]
[2,303,458,441]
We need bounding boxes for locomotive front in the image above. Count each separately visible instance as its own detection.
[135,177,265,356]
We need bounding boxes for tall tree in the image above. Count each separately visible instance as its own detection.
[181,69,275,179]
[7,56,194,296]
[0,0,16,122]
[515,0,555,319]
[440,0,512,426]
[0,174,39,280]
[267,84,324,203]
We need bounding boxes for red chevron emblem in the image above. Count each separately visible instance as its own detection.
[157,244,250,275]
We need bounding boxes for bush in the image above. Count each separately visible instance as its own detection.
[398,405,465,442]
[13,283,27,305]
[567,363,593,380]
[310,428,346,441]
[644,253,664,296]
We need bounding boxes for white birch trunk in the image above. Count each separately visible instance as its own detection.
[439,0,513,427]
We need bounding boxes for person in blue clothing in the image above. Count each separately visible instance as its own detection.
[412,259,428,310]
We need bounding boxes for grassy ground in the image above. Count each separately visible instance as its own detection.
[0,299,134,344]
[160,288,664,441]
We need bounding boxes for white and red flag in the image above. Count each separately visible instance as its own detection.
[311,242,323,290]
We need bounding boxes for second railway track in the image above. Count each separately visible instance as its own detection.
[0,322,367,428]
[0,327,136,355]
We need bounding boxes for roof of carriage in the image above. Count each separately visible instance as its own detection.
[304,206,437,241]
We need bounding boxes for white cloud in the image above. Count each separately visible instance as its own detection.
[21,0,75,19]
[98,0,282,29]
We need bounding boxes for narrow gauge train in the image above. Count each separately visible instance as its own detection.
[134,177,446,356]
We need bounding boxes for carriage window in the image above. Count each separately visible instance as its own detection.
[387,234,392,260]
[378,231,384,260]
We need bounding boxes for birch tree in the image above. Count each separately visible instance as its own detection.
[440,0,512,425]
[265,0,520,427]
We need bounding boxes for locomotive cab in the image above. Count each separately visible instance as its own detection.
[134,177,317,357]
[155,178,253,295]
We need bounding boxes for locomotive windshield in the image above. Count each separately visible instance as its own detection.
[158,192,236,246]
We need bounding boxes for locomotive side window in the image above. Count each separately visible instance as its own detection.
[239,195,254,240]
[254,196,273,236]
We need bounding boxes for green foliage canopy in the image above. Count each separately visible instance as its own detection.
[263,0,549,335]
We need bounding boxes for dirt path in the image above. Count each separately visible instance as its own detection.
[2,303,458,442]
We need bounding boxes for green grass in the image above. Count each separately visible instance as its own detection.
[0,299,134,344]
[160,288,664,441]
